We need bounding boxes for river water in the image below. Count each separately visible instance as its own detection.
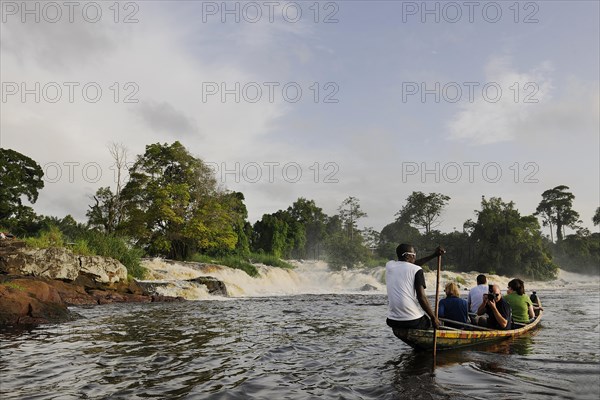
[1,263,599,399]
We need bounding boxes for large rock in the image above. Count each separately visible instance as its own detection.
[135,276,228,298]
[0,240,127,284]
[187,276,229,296]
[45,279,98,305]
[1,245,80,280]
[0,242,189,327]
[359,284,378,292]
[79,255,127,283]
[0,277,72,326]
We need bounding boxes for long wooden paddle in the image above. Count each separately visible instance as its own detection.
[432,252,442,368]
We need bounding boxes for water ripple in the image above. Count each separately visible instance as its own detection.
[1,292,599,399]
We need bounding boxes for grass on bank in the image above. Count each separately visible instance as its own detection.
[1,282,26,291]
[249,253,294,269]
[361,258,389,269]
[23,227,146,279]
[188,252,295,277]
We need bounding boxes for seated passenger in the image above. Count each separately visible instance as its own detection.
[477,284,512,330]
[439,282,469,326]
[530,291,543,313]
[504,278,535,324]
[468,274,488,314]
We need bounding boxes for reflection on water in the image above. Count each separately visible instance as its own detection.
[1,291,599,400]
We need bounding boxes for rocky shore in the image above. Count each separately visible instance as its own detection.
[0,240,186,328]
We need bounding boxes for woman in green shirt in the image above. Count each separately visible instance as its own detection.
[504,278,535,324]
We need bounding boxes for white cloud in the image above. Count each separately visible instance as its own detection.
[0,4,295,220]
[447,57,554,145]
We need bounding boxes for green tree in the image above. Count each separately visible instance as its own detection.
[470,197,557,279]
[275,210,306,258]
[87,187,119,233]
[376,220,420,259]
[120,141,238,259]
[554,232,600,275]
[396,192,450,234]
[361,227,380,251]
[0,148,44,223]
[535,185,580,242]
[325,214,342,237]
[251,210,305,259]
[252,214,290,258]
[433,230,473,272]
[593,207,600,226]
[86,144,130,234]
[338,196,367,239]
[39,214,86,241]
[287,198,327,259]
[225,192,251,257]
[324,232,370,270]
[324,197,370,269]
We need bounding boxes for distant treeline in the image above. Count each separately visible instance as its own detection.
[1,143,598,280]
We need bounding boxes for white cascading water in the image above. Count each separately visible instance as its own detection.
[140,259,387,299]
[138,258,600,300]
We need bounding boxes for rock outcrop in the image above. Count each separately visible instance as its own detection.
[0,240,184,328]
[135,276,228,298]
[0,277,72,326]
[0,240,127,284]
[187,276,228,296]
[359,284,378,291]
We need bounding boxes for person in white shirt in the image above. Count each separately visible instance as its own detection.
[386,243,445,332]
[468,274,488,314]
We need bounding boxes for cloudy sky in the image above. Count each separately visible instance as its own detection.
[1,0,599,235]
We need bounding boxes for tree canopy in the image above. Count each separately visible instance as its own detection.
[287,198,327,259]
[396,191,450,234]
[86,187,119,233]
[338,196,367,239]
[0,148,44,223]
[120,141,241,259]
[468,197,557,279]
[324,197,370,269]
[535,185,580,242]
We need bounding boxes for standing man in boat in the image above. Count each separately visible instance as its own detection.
[476,284,512,330]
[386,244,445,332]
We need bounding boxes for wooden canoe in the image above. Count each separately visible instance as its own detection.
[393,311,543,351]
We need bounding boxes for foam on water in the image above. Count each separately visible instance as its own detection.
[140,258,599,300]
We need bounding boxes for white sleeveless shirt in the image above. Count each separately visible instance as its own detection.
[386,260,425,321]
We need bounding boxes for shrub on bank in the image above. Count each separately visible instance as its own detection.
[79,231,146,279]
[23,226,64,248]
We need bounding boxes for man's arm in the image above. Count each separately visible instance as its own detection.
[488,301,508,328]
[415,246,445,266]
[416,285,440,328]
[533,297,543,311]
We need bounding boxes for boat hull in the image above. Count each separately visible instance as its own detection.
[394,312,543,351]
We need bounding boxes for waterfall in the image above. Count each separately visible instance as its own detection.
[138,258,600,300]
[140,259,387,299]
